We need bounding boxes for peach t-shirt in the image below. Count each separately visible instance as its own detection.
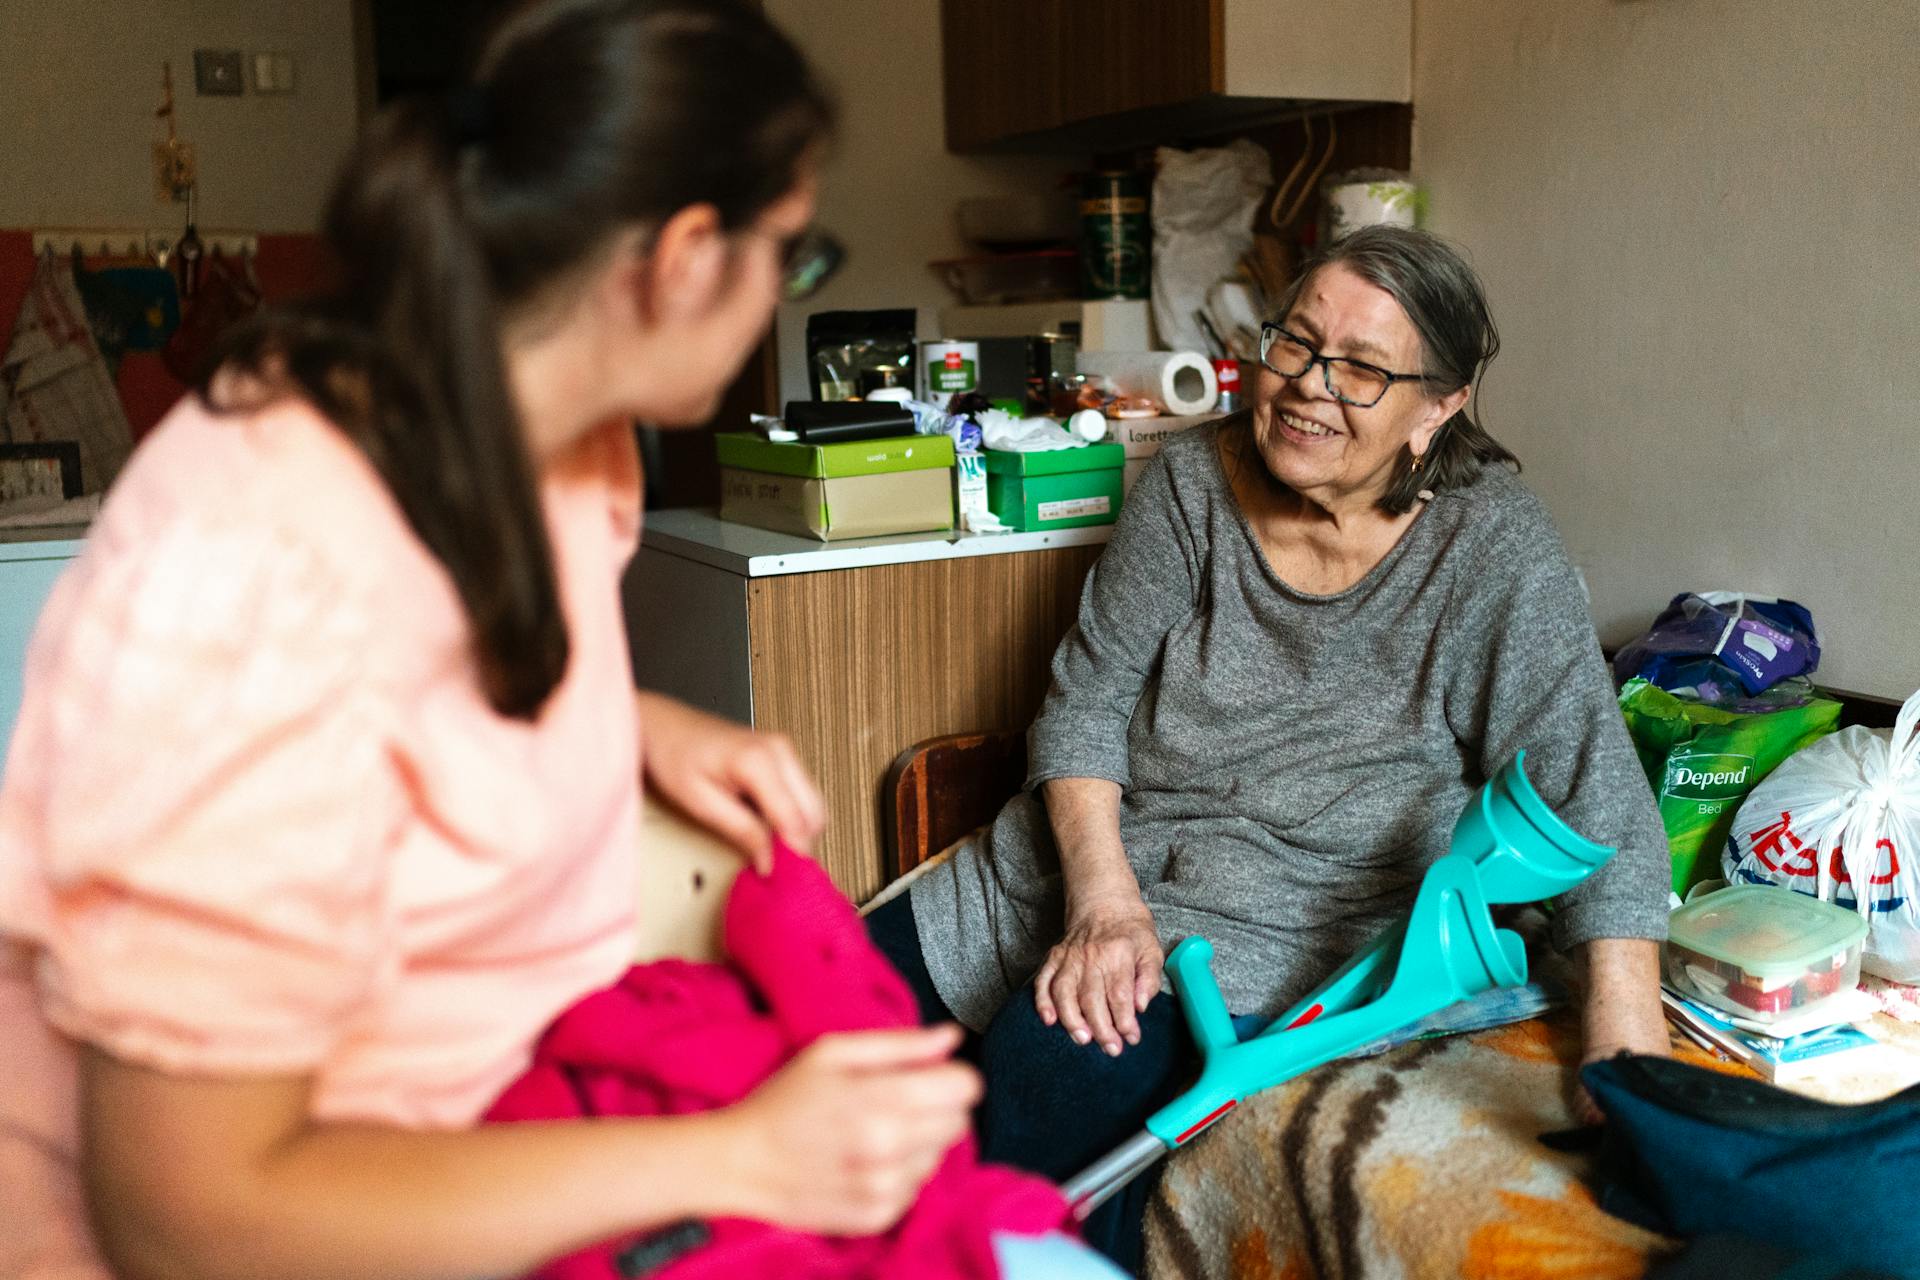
[0,393,644,1130]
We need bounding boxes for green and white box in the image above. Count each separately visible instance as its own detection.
[983,442,1125,531]
[714,431,955,479]
[715,432,956,541]
[719,467,952,541]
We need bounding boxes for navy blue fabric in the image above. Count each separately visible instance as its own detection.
[865,895,1264,1276]
[1583,1055,1920,1278]
[1646,1233,1904,1280]
[863,891,957,1027]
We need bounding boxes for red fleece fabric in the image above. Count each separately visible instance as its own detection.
[485,844,1068,1279]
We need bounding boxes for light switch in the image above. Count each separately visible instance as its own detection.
[252,51,296,94]
[194,48,243,96]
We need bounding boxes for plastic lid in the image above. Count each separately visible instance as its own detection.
[1668,885,1868,978]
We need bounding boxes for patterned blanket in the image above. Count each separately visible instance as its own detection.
[1144,1012,1740,1280]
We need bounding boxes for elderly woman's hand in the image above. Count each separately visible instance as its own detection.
[1573,938,1670,1123]
[1033,894,1164,1057]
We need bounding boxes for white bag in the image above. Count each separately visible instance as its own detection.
[1149,140,1272,357]
[1723,689,1920,980]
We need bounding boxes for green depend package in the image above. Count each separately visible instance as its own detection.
[1617,678,1842,895]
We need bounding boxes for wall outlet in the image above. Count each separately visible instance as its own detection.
[194,48,244,96]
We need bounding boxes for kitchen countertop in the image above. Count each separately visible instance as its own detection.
[2,508,1120,575]
[0,525,88,556]
[642,507,1113,578]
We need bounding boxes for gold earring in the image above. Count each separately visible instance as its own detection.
[1410,452,1425,475]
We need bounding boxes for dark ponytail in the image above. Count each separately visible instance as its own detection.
[202,0,833,718]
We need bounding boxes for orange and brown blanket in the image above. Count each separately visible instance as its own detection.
[1144,1012,1742,1280]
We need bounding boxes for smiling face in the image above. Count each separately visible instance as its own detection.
[1250,263,1466,513]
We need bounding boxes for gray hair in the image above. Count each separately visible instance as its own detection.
[1273,225,1515,514]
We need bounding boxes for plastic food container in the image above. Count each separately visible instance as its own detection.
[1665,885,1868,1025]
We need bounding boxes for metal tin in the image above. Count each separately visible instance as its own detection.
[918,340,979,403]
[1029,332,1078,385]
[1079,171,1149,300]
[1028,332,1079,416]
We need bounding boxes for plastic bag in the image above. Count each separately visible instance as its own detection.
[1617,678,1842,895]
[805,309,915,402]
[1724,689,1920,982]
[1149,140,1271,358]
[1613,592,1820,699]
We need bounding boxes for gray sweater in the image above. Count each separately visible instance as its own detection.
[909,417,1670,1031]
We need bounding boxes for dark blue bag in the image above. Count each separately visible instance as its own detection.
[1582,1054,1920,1278]
[1612,592,1820,700]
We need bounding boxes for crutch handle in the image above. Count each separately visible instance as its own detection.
[1164,937,1237,1053]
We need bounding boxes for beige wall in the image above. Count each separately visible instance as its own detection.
[763,0,1084,405]
[3,0,360,233]
[1414,0,1920,699]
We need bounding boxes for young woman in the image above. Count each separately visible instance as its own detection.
[0,4,1101,1278]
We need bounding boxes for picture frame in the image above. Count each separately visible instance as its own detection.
[0,442,83,504]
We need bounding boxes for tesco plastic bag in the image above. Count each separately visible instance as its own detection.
[1723,689,1920,981]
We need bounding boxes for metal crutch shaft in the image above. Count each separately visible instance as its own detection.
[1060,1129,1168,1219]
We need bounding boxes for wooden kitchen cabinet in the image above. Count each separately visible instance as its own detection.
[1053,0,1218,128]
[626,511,1106,902]
[942,0,1410,152]
[940,0,1069,149]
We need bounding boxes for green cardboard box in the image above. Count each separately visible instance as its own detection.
[980,442,1125,477]
[714,432,954,479]
[983,443,1125,530]
[719,466,953,541]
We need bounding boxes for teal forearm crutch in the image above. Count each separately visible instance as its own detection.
[1060,751,1616,1216]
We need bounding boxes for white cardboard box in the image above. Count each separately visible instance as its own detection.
[1107,413,1223,459]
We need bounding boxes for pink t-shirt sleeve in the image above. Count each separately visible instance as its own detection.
[6,512,402,1076]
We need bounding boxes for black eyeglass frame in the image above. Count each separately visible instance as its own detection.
[1258,322,1435,409]
[769,227,844,303]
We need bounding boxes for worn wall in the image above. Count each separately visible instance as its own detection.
[762,0,1085,406]
[3,0,359,233]
[1414,0,1918,698]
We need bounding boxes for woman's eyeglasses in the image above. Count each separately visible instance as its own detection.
[1258,322,1433,409]
[770,227,844,303]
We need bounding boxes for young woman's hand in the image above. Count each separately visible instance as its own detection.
[634,690,826,871]
[716,1025,980,1235]
[1032,894,1163,1058]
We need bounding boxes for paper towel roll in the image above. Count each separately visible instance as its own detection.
[1078,350,1219,416]
[1323,180,1419,243]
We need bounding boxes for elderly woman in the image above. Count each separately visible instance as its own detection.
[865,226,1670,1271]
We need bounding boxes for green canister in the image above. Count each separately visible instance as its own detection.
[1080,171,1149,300]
